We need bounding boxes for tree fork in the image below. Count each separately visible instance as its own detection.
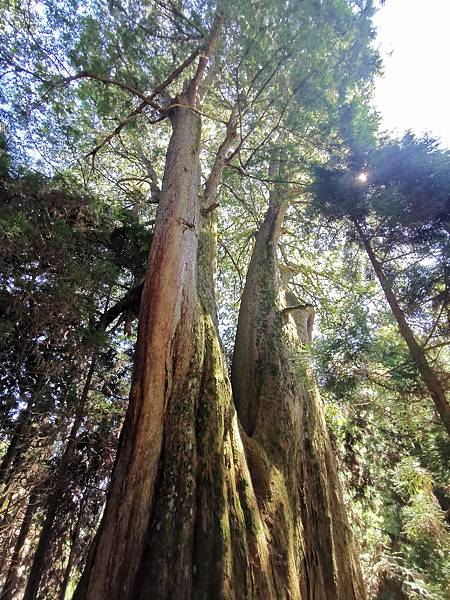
[74,12,367,599]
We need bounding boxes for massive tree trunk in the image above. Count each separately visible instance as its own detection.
[232,178,365,599]
[75,17,365,600]
[74,22,221,597]
[353,219,450,438]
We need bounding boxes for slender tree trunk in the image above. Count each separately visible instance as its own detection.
[0,372,47,487]
[58,496,86,600]
[0,409,31,486]
[22,355,96,600]
[353,219,450,437]
[0,488,38,600]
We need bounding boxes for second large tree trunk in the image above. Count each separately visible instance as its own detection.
[232,184,365,599]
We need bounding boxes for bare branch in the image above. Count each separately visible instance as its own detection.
[97,282,144,330]
[153,0,205,37]
[85,103,157,160]
[166,0,206,36]
[218,239,244,288]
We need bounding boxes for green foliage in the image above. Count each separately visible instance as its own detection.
[311,133,450,430]
[284,197,449,598]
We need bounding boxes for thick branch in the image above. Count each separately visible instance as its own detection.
[186,12,223,105]
[97,282,144,330]
[135,144,162,204]
[86,47,202,158]
[203,103,239,210]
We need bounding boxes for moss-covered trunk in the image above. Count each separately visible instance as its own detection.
[232,184,365,599]
[75,17,365,599]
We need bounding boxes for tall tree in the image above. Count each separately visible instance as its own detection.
[70,5,374,599]
[1,0,379,597]
[313,135,450,436]
[0,169,144,597]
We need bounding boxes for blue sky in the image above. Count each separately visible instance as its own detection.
[373,0,450,148]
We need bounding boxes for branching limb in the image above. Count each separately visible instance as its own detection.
[135,143,162,204]
[218,239,243,288]
[203,103,239,211]
[97,282,144,330]
[86,104,164,160]
[85,46,201,159]
[60,71,164,110]
[186,12,223,104]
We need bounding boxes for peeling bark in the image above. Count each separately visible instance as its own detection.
[75,18,222,599]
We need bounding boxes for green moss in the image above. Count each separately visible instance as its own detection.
[219,511,231,544]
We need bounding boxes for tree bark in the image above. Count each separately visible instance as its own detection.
[353,219,450,438]
[74,17,222,597]
[231,174,365,598]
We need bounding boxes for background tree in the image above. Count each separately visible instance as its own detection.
[312,134,450,436]
[0,154,148,598]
